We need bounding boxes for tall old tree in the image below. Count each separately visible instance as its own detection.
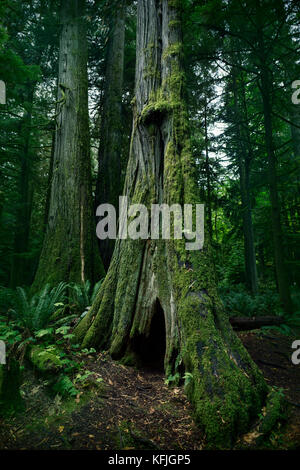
[231,67,258,294]
[256,22,293,314]
[74,0,270,447]
[10,84,35,287]
[33,0,104,289]
[95,0,126,270]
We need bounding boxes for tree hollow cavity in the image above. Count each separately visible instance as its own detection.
[133,299,166,372]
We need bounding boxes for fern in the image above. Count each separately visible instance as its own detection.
[70,279,103,312]
[220,287,282,318]
[0,286,15,314]
[12,283,68,332]
[91,279,103,303]
[52,374,78,397]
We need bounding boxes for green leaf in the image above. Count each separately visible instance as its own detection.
[35,328,54,338]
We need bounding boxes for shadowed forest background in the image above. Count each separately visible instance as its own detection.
[0,0,300,451]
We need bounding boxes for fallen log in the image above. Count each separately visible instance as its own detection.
[229,316,284,331]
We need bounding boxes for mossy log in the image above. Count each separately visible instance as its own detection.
[29,345,64,374]
[74,0,273,448]
[229,316,284,331]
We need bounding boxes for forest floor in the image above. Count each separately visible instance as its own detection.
[0,330,299,450]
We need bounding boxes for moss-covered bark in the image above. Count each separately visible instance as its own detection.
[74,0,273,448]
[32,0,104,291]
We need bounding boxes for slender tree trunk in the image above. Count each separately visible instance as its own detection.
[95,1,125,270]
[74,0,268,448]
[10,86,34,287]
[290,103,300,159]
[232,70,258,294]
[259,52,293,313]
[240,157,258,294]
[204,100,212,238]
[33,0,104,290]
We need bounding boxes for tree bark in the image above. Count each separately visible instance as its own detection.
[204,99,212,238]
[95,1,126,270]
[74,0,268,448]
[10,85,35,287]
[33,0,104,290]
[290,102,300,159]
[232,68,258,294]
[43,129,55,232]
[258,35,293,313]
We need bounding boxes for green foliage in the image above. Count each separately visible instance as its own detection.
[0,278,105,412]
[220,285,282,318]
[81,347,97,355]
[29,344,64,373]
[0,287,15,314]
[52,374,78,398]
[164,372,180,386]
[70,279,103,312]
[11,282,68,332]
[0,359,24,417]
[258,387,286,437]
[262,311,300,336]
[183,372,194,389]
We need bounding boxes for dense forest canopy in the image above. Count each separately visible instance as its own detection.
[0,0,300,452]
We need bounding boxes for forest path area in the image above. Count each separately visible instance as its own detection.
[0,332,300,450]
[240,331,300,448]
[0,352,203,450]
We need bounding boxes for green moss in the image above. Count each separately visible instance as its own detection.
[143,68,161,81]
[73,2,272,450]
[168,0,181,8]
[162,42,183,61]
[119,352,137,367]
[258,387,286,436]
[169,19,181,29]
[140,100,172,123]
[29,345,64,374]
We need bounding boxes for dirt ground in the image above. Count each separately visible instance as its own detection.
[0,330,299,450]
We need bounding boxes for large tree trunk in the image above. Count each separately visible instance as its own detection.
[33,0,104,290]
[95,1,126,270]
[74,0,268,448]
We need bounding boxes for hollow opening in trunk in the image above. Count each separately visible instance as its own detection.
[133,299,166,372]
